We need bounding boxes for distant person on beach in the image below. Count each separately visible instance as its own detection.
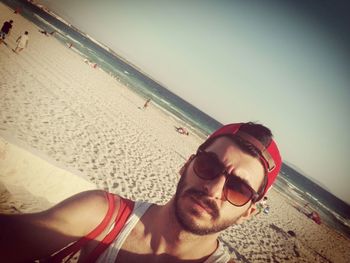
[143,98,151,109]
[14,8,21,14]
[0,122,281,262]
[0,19,13,45]
[14,31,29,53]
[38,29,55,36]
[84,59,97,68]
[176,126,190,136]
[307,211,321,225]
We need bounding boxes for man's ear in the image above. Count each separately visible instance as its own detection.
[236,203,257,224]
[179,154,195,176]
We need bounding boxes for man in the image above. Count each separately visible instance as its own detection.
[0,122,281,262]
[14,31,29,53]
[0,19,13,45]
[256,196,269,215]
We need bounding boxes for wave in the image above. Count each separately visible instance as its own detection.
[33,1,111,54]
[315,199,350,225]
[149,101,205,139]
[84,33,111,52]
[305,192,319,202]
[33,14,65,35]
[158,98,171,106]
[285,181,298,190]
[151,101,186,123]
[332,213,350,228]
[33,2,72,27]
[63,34,84,47]
[70,48,87,58]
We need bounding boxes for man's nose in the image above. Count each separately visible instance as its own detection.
[202,174,227,200]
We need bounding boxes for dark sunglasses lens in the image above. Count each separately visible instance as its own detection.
[225,176,252,206]
[193,152,222,179]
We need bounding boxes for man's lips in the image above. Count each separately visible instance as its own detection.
[189,196,214,215]
[182,188,220,218]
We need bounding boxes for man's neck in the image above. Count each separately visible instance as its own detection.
[140,199,219,260]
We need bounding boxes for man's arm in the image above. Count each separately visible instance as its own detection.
[0,189,114,262]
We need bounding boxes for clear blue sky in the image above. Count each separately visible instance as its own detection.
[36,0,350,204]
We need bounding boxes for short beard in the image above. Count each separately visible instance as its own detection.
[174,174,237,235]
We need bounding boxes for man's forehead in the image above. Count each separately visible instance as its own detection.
[204,136,265,189]
[203,137,252,164]
[204,136,239,152]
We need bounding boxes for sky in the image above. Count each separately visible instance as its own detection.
[35,0,350,204]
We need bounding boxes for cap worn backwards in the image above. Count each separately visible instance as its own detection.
[205,123,282,198]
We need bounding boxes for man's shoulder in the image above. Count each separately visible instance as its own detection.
[43,190,123,236]
[62,189,108,205]
[62,190,123,213]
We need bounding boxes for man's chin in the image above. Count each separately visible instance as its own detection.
[176,196,238,236]
[177,215,227,236]
[175,197,220,235]
[176,215,214,236]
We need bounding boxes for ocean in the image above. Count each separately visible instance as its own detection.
[275,163,350,238]
[2,0,350,240]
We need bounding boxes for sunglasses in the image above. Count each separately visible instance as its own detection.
[191,149,266,207]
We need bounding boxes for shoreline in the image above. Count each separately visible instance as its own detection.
[11,0,221,139]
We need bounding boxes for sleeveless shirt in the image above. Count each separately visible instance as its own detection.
[96,201,231,263]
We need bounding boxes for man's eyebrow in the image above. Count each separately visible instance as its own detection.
[209,150,254,189]
[207,149,257,189]
[229,170,253,188]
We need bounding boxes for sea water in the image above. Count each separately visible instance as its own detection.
[2,0,350,240]
[275,164,350,238]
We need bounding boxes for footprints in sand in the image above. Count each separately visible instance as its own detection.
[0,139,8,160]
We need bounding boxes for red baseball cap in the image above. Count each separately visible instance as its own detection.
[206,123,282,198]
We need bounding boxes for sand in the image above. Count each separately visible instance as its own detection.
[1,3,349,262]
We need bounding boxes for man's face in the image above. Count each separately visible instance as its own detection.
[174,137,264,235]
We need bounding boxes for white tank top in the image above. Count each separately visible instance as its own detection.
[97,201,231,263]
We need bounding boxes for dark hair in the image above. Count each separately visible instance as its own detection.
[239,122,272,147]
[232,122,272,158]
[24,31,28,34]
[9,20,13,23]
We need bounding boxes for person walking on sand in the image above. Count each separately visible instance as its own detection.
[0,122,282,262]
[14,31,29,53]
[0,20,13,45]
[143,98,151,109]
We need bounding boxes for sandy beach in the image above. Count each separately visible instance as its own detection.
[1,3,349,262]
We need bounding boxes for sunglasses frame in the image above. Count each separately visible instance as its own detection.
[192,149,266,207]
